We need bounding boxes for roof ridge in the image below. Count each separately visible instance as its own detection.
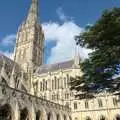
[35,59,75,74]
[42,59,74,66]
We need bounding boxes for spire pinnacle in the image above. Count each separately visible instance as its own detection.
[27,0,39,22]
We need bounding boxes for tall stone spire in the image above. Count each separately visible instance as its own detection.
[14,0,44,73]
[27,0,39,22]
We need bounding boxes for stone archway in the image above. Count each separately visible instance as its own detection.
[47,111,57,120]
[0,104,12,120]
[37,106,48,120]
[20,108,29,120]
[86,116,91,120]
[63,115,67,120]
[69,116,72,120]
[57,114,60,120]
[47,112,51,120]
[99,115,106,120]
[36,110,41,120]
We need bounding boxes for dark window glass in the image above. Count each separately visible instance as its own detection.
[85,101,89,109]
[74,102,77,109]
[98,99,103,107]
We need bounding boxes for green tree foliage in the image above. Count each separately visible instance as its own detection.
[70,8,120,99]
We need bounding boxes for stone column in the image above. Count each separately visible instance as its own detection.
[13,102,20,120]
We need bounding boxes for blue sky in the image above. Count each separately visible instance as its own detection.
[0,0,120,63]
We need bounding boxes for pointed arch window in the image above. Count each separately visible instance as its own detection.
[67,74,70,85]
[52,79,54,90]
[64,77,67,88]
[85,100,89,109]
[40,82,42,91]
[52,93,55,100]
[43,79,45,91]
[98,99,103,107]
[113,97,118,106]
[74,102,77,109]
[58,78,60,89]
[45,81,47,90]
[55,76,57,89]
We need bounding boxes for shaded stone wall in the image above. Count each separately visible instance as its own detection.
[0,83,71,120]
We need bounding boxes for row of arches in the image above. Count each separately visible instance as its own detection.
[85,115,120,120]
[0,104,69,120]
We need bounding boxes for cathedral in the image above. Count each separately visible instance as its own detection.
[0,0,120,120]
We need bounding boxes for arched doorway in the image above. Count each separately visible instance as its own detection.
[0,104,12,120]
[86,116,91,120]
[64,115,67,120]
[99,116,106,120]
[115,115,120,120]
[57,114,60,120]
[47,113,51,120]
[69,116,72,120]
[20,108,29,120]
[36,110,41,120]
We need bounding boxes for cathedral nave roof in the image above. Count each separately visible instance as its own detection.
[35,59,78,74]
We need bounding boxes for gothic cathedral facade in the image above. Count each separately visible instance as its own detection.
[0,0,120,120]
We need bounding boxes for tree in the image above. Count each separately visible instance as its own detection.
[70,8,120,99]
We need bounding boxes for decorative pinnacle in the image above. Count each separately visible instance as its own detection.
[27,0,39,22]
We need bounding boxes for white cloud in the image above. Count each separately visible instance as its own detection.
[0,22,90,64]
[1,34,16,46]
[42,7,93,64]
[0,34,16,60]
[0,8,91,64]
[42,21,91,64]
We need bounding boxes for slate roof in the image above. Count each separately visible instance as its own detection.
[35,60,77,74]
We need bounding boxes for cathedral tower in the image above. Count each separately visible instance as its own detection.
[14,0,44,72]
